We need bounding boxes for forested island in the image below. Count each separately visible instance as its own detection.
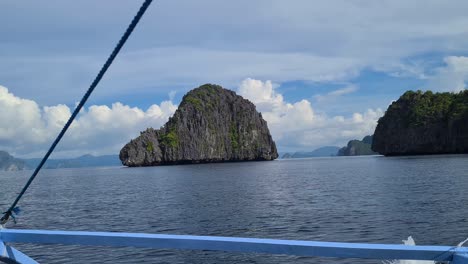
[120,84,278,166]
[283,90,468,158]
[372,90,468,155]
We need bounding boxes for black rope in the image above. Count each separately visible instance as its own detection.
[0,0,153,225]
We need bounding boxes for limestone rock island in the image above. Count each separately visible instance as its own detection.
[120,84,278,166]
[372,90,468,155]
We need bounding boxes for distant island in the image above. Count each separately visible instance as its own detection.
[281,146,340,159]
[0,151,26,171]
[24,154,121,169]
[373,90,468,155]
[0,151,120,171]
[120,84,278,166]
[338,135,377,156]
[281,137,376,159]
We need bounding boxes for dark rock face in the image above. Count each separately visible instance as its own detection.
[120,84,278,166]
[372,90,468,156]
[337,135,376,156]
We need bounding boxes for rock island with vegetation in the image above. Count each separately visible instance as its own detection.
[337,135,376,156]
[120,84,278,166]
[372,90,468,155]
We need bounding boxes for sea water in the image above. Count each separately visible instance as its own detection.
[1,155,468,263]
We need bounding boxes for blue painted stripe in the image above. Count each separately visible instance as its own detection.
[1,229,462,261]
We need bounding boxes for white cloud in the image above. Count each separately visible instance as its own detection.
[373,60,429,79]
[0,86,46,145]
[3,1,468,105]
[315,84,358,102]
[328,85,358,96]
[237,79,383,150]
[425,56,468,92]
[103,47,363,95]
[238,78,284,113]
[0,85,177,158]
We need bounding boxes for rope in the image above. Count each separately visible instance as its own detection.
[0,0,153,225]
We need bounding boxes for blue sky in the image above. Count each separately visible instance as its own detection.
[1,1,468,157]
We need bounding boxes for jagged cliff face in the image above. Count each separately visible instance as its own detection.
[372,90,468,156]
[120,84,278,166]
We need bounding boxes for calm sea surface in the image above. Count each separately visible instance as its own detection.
[1,155,468,263]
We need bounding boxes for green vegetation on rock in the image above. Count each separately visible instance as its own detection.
[390,90,468,127]
[230,124,239,150]
[160,130,178,148]
[198,83,218,94]
[183,96,203,111]
[373,90,468,155]
[146,141,154,152]
[181,84,222,112]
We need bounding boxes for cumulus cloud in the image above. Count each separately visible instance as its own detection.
[425,56,468,92]
[238,78,284,113]
[237,79,383,150]
[0,85,177,157]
